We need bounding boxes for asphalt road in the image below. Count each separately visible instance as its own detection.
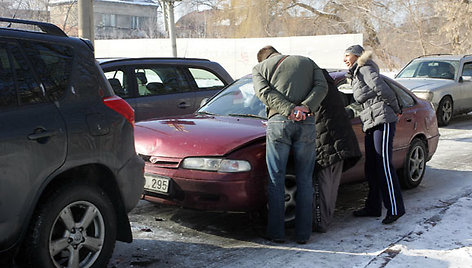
[110,114,472,268]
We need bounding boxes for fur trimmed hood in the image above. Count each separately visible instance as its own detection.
[356,51,373,67]
[352,51,379,75]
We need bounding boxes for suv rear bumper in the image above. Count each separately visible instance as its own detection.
[117,154,145,212]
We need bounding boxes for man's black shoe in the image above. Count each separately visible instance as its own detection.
[263,235,285,244]
[254,228,285,243]
[353,208,381,217]
[382,212,404,224]
[312,224,327,233]
[296,239,308,245]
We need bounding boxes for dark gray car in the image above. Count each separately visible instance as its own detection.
[0,18,144,267]
[99,57,234,122]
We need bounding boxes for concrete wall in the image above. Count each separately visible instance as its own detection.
[95,34,363,79]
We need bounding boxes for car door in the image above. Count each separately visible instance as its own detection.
[0,40,67,248]
[129,65,194,121]
[385,80,417,150]
[456,61,472,113]
[186,67,228,110]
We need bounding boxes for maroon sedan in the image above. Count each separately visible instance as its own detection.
[135,72,440,221]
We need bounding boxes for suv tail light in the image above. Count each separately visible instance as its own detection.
[103,96,135,127]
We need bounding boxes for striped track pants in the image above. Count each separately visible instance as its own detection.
[364,122,405,216]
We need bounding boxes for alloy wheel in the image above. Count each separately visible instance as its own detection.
[49,201,105,268]
[408,145,426,183]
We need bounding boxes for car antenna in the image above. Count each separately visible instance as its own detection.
[10,0,23,25]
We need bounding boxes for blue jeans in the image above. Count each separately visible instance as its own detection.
[265,114,316,241]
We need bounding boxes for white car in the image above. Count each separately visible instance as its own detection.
[395,54,472,126]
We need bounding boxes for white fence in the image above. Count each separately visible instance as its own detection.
[95,34,363,79]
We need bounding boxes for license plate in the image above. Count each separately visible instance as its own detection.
[144,174,170,194]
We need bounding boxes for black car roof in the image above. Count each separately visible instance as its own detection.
[0,17,94,52]
[97,57,214,65]
[0,17,67,37]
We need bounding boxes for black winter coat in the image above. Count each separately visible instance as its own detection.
[314,69,362,172]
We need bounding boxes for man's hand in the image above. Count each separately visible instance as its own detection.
[289,106,310,121]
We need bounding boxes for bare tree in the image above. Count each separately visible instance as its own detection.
[435,0,472,54]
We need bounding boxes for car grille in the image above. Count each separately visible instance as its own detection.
[139,154,181,168]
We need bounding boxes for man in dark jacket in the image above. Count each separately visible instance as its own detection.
[312,69,362,233]
[344,45,405,224]
[253,45,327,244]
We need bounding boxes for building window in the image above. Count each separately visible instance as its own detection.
[101,14,116,27]
[131,16,140,29]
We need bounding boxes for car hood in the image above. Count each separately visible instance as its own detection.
[395,78,454,92]
[135,114,267,158]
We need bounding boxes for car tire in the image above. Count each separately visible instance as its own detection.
[19,183,117,268]
[398,138,427,189]
[284,173,297,226]
[436,96,453,126]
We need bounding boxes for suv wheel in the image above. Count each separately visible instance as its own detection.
[398,138,427,189]
[437,96,453,126]
[20,183,117,268]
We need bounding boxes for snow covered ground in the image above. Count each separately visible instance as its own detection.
[110,114,472,268]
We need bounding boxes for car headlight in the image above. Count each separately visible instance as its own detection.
[181,158,251,172]
[414,91,434,101]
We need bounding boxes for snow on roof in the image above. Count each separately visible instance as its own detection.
[49,0,159,7]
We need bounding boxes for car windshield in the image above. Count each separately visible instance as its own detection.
[397,59,459,80]
[198,76,267,119]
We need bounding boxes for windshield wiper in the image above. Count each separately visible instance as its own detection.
[196,111,216,116]
[228,113,267,120]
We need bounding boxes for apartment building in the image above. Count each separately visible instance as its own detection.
[49,0,160,39]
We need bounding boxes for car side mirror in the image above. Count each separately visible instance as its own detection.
[460,75,472,82]
[200,98,209,107]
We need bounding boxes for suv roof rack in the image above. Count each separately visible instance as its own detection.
[416,53,452,59]
[0,17,67,37]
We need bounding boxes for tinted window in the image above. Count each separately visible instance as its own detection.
[188,68,225,90]
[9,43,45,105]
[20,40,73,101]
[0,43,16,108]
[132,66,190,97]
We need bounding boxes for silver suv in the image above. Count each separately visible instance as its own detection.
[395,54,472,126]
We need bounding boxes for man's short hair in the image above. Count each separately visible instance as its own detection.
[257,45,279,63]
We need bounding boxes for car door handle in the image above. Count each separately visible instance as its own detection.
[178,102,191,108]
[406,118,412,122]
[28,128,57,140]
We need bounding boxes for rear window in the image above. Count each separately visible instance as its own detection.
[20,40,74,101]
[0,41,47,107]
[0,39,74,108]
[0,44,16,108]
[385,80,415,108]
[188,68,225,90]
